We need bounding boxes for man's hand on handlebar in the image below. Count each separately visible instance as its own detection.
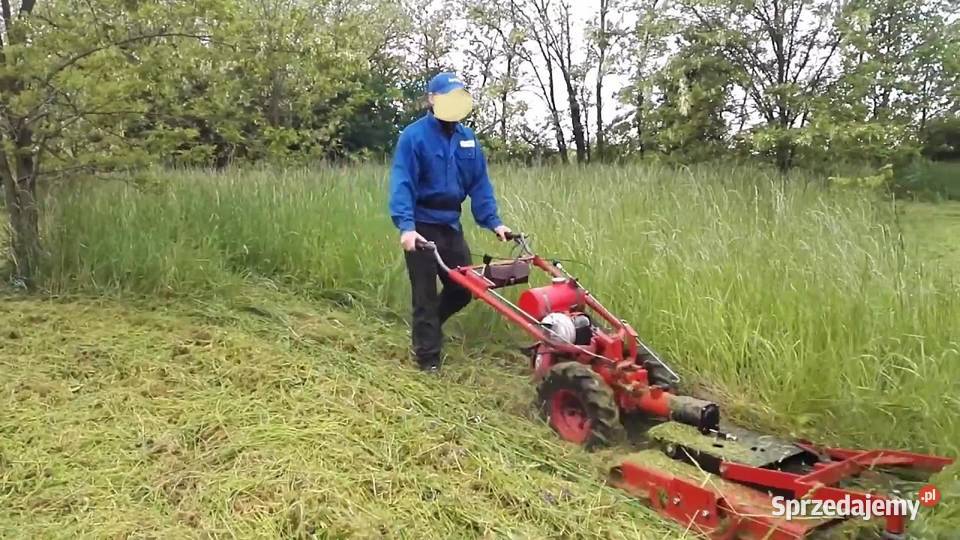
[493,225,513,242]
[402,226,522,252]
[400,230,427,252]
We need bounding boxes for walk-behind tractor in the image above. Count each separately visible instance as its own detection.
[416,233,954,539]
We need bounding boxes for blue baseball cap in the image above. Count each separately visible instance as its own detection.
[427,72,467,95]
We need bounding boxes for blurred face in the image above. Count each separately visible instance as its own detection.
[429,89,473,122]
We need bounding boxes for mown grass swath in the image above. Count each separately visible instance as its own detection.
[41,163,960,458]
[1,294,686,538]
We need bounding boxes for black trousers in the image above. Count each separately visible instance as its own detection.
[404,222,473,364]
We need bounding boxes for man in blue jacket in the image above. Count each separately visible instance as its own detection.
[388,72,512,373]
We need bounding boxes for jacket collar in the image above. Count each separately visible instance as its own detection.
[425,110,463,136]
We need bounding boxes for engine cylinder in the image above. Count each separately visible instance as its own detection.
[540,312,576,343]
[572,314,593,345]
[518,278,585,320]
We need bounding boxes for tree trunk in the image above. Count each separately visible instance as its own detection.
[267,66,285,127]
[551,109,569,164]
[560,3,586,164]
[595,76,604,161]
[1,138,41,286]
[564,77,588,163]
[775,141,794,174]
[595,0,608,162]
[775,110,794,174]
[2,0,41,286]
[500,55,513,141]
[499,91,509,141]
[582,85,591,163]
[544,58,569,163]
[635,85,645,155]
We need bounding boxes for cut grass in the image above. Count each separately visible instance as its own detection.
[0,290,684,539]
[898,201,960,270]
[2,290,956,538]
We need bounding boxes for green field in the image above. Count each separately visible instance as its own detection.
[899,201,960,268]
[3,163,959,538]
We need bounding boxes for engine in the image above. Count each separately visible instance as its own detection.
[539,311,593,346]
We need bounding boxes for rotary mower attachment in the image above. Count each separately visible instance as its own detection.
[611,423,953,539]
[414,233,954,539]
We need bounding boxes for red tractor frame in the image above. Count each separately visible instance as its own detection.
[418,232,718,448]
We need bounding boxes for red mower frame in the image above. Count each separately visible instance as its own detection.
[415,232,720,435]
[612,444,954,539]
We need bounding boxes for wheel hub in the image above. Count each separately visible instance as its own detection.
[550,389,591,443]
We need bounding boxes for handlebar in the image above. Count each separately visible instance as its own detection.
[414,231,531,274]
[414,231,527,252]
[414,238,435,251]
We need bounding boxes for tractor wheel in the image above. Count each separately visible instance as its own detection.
[536,362,622,450]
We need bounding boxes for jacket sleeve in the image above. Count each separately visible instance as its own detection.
[388,130,418,233]
[468,140,503,230]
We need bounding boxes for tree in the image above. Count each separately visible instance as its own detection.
[461,0,525,142]
[834,0,957,129]
[676,0,845,172]
[919,115,960,161]
[773,0,959,168]
[945,20,960,114]
[587,0,630,161]
[650,34,738,160]
[510,0,569,163]
[511,0,590,164]
[617,0,673,155]
[539,0,589,163]
[1,0,227,285]
[0,0,411,285]
[402,0,455,80]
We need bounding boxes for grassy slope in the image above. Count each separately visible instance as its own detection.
[3,288,956,539]
[0,290,682,539]
[3,167,960,538]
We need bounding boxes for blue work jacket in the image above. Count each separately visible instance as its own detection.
[388,112,502,233]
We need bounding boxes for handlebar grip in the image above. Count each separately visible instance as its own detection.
[415,239,435,250]
[504,231,525,241]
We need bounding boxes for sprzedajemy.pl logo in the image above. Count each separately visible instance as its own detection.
[771,484,941,522]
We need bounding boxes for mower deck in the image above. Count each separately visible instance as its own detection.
[611,449,868,540]
[647,421,812,469]
[610,421,952,539]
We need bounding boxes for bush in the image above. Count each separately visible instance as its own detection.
[892,159,960,201]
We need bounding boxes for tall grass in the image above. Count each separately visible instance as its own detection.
[40,162,960,455]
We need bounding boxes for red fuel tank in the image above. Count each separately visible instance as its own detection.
[518,278,585,320]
